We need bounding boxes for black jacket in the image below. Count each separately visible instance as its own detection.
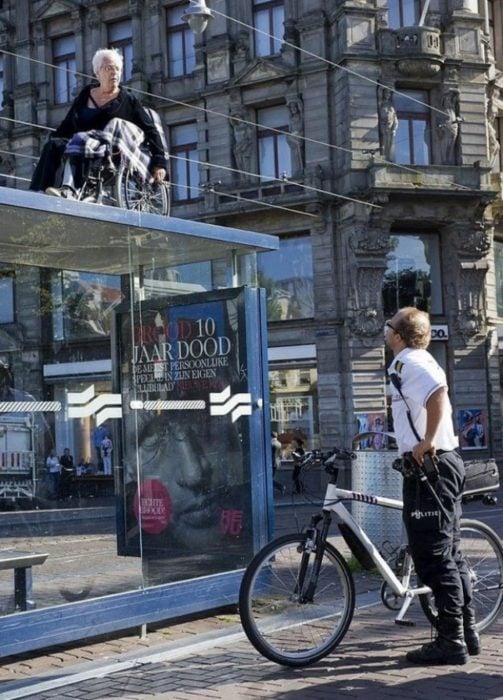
[54,85,168,170]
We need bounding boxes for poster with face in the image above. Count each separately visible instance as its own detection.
[116,289,254,583]
[458,409,487,450]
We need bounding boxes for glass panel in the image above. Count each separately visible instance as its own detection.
[167,7,195,76]
[269,366,319,454]
[395,90,429,114]
[277,133,291,177]
[51,270,123,341]
[254,10,272,56]
[412,118,430,165]
[116,284,255,585]
[258,134,276,179]
[108,19,132,42]
[395,120,411,164]
[0,274,14,323]
[257,236,314,319]
[53,36,75,58]
[168,32,184,77]
[272,5,285,51]
[0,198,268,623]
[383,233,442,315]
[0,54,4,111]
[258,105,287,128]
[495,240,503,317]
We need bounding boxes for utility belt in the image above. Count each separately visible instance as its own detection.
[393,451,441,482]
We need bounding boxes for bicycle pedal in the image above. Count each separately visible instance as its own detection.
[395,619,416,627]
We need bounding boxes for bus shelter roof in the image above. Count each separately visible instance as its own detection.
[0,188,278,275]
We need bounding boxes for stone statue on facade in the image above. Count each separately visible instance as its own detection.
[230,106,254,176]
[378,87,398,161]
[286,98,304,175]
[486,79,502,168]
[437,88,461,165]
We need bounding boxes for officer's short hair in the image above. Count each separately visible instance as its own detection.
[395,307,431,349]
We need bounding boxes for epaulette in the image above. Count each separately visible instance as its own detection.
[394,360,404,374]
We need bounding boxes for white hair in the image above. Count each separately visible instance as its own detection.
[92,48,123,76]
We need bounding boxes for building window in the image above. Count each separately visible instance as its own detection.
[395,89,431,165]
[53,35,77,104]
[170,122,199,201]
[257,235,314,320]
[167,4,196,77]
[495,241,503,317]
[50,271,122,341]
[383,233,442,315]
[257,105,291,181]
[108,19,133,82]
[253,0,284,56]
[387,0,422,28]
[269,364,319,454]
[0,272,14,324]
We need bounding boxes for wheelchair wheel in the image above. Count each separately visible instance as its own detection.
[419,519,503,632]
[115,165,170,216]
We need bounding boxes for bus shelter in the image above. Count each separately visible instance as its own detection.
[0,187,278,657]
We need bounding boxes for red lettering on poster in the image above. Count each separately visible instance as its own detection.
[133,479,172,535]
[219,509,243,537]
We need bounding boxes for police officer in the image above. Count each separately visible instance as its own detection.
[385,307,478,665]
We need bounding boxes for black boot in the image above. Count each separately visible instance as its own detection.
[463,604,481,656]
[406,616,469,665]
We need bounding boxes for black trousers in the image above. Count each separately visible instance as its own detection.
[402,450,473,620]
[29,138,68,191]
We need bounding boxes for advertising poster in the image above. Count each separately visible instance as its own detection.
[355,412,387,450]
[116,289,254,583]
[458,409,487,450]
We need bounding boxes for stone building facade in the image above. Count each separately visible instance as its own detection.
[0,0,502,467]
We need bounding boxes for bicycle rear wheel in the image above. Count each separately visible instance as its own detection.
[239,534,355,667]
[420,518,503,631]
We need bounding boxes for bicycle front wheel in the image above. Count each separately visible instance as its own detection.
[420,518,503,631]
[239,534,355,667]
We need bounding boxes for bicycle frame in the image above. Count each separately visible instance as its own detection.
[321,483,431,622]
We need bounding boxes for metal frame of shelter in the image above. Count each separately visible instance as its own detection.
[0,187,278,657]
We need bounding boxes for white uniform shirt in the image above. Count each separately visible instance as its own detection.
[388,347,459,454]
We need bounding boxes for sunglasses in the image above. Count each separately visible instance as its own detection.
[385,321,397,331]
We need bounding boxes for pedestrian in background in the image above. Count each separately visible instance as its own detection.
[291,437,305,494]
[59,447,75,500]
[46,448,61,500]
[271,432,286,496]
[385,307,478,665]
[100,434,113,475]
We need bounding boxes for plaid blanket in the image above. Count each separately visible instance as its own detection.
[64,118,151,183]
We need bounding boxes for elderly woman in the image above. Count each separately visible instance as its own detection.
[30,48,167,197]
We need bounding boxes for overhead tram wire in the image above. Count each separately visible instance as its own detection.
[169,178,320,217]
[0,47,474,199]
[0,48,474,193]
[171,153,382,208]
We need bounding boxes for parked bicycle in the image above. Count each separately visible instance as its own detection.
[239,447,503,667]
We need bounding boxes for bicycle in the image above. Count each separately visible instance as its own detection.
[239,447,503,667]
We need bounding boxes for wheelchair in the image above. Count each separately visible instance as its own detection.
[60,109,170,217]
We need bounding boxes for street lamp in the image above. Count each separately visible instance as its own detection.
[182,0,214,35]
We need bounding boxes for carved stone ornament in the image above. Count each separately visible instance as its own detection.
[454,263,488,340]
[348,264,386,337]
[348,307,383,337]
[455,308,485,339]
[397,59,442,77]
[349,227,393,256]
[453,222,491,256]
